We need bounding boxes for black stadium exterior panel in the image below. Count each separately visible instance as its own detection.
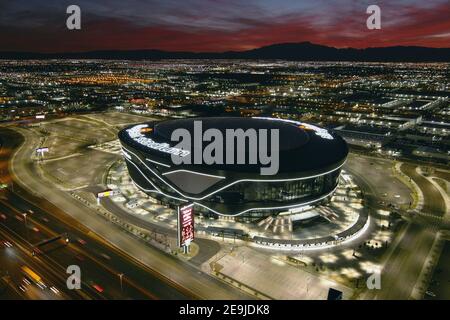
[118,117,348,219]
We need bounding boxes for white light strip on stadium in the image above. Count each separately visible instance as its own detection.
[251,216,371,251]
[181,203,194,210]
[122,149,132,160]
[133,181,189,203]
[121,145,345,201]
[124,158,188,203]
[253,116,334,140]
[193,184,339,216]
[126,124,190,157]
[131,181,157,194]
[121,146,171,168]
[145,157,171,168]
[162,169,225,179]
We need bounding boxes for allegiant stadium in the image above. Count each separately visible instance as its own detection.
[118,117,348,221]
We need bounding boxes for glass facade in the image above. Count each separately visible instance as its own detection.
[209,170,340,205]
[124,150,341,219]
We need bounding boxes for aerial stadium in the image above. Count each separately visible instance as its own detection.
[118,117,349,221]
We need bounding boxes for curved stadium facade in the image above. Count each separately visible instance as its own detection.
[118,117,348,221]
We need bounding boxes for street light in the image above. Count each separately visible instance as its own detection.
[118,273,124,293]
[22,212,29,239]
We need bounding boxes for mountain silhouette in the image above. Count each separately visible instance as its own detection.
[1,42,449,62]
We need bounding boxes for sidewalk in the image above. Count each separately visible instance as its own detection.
[203,246,353,300]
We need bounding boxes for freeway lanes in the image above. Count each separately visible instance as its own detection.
[0,195,176,299]
[0,222,94,300]
[4,126,252,300]
[0,127,190,300]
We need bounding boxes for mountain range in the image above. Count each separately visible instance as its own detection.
[1,42,450,62]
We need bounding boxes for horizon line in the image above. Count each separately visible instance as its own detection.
[2,41,450,55]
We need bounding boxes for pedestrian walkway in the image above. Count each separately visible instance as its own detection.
[214,246,353,300]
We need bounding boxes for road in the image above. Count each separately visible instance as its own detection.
[425,239,450,300]
[366,162,446,299]
[0,224,81,300]
[5,122,448,301]
[2,125,252,300]
[345,154,413,209]
[434,170,450,183]
[100,196,221,266]
[401,163,446,216]
[0,127,190,299]
[348,155,446,300]
[372,223,435,299]
[0,193,185,299]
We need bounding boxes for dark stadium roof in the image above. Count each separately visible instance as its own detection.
[119,117,348,176]
[154,117,310,152]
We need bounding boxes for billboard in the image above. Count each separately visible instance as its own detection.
[97,189,118,198]
[177,204,194,247]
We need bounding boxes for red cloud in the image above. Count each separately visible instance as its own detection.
[1,2,449,52]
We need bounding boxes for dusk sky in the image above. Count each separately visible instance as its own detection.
[0,0,449,53]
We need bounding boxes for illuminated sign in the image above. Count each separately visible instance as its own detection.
[36,115,46,119]
[177,204,194,247]
[126,124,190,157]
[36,147,49,153]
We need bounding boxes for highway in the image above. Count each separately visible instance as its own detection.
[0,193,185,299]
[1,224,77,300]
[1,125,252,300]
[0,127,191,299]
